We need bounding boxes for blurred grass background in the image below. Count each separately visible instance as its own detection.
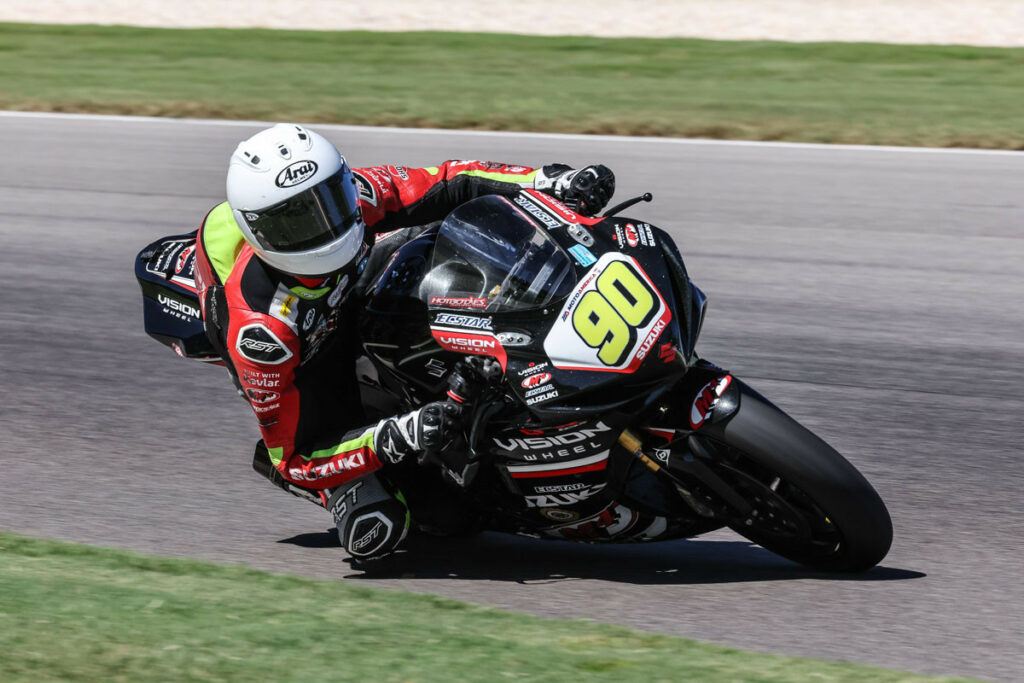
[0,533,974,682]
[2,23,1023,148]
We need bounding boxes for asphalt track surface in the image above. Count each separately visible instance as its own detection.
[2,112,1022,680]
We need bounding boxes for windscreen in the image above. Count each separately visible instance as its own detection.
[420,195,575,312]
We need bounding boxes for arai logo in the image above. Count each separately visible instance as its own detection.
[275,160,319,188]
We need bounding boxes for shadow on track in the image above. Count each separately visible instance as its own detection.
[278,530,923,585]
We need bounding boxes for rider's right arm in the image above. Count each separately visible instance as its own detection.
[225,309,384,490]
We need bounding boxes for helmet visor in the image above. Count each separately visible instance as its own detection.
[243,165,361,252]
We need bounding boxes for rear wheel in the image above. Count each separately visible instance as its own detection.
[693,382,892,571]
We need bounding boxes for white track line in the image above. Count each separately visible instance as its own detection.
[2,109,1021,157]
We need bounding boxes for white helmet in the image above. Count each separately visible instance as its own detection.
[226,123,367,276]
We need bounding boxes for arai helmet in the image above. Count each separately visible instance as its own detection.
[226,123,366,277]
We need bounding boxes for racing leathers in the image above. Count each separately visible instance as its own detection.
[193,160,581,499]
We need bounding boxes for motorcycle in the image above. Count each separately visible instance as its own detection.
[136,189,892,572]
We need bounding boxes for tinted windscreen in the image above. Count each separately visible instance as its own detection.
[420,195,575,311]
[245,167,360,252]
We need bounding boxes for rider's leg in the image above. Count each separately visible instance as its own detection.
[251,441,409,560]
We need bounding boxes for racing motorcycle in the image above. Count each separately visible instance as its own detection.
[136,189,893,572]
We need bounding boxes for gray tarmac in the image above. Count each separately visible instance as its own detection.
[1,113,1022,680]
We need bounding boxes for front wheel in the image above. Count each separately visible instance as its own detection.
[692,381,892,571]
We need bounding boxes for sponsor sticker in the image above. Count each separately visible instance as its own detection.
[525,483,606,508]
[157,293,200,320]
[516,361,550,377]
[433,313,493,331]
[689,375,733,430]
[245,388,280,404]
[423,358,447,378]
[525,390,559,405]
[521,372,552,389]
[429,295,488,309]
[540,508,579,522]
[353,172,378,206]
[514,195,562,230]
[624,223,640,248]
[302,309,317,331]
[567,244,597,268]
[432,330,507,369]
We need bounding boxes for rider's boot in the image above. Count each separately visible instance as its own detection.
[251,441,409,562]
[325,474,409,562]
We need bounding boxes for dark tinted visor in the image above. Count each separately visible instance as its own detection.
[244,165,360,252]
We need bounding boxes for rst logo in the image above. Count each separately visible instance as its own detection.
[236,324,293,365]
[275,160,319,188]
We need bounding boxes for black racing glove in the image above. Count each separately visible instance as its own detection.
[534,164,616,216]
[446,357,503,404]
[374,401,465,465]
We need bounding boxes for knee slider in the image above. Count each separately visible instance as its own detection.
[327,474,408,560]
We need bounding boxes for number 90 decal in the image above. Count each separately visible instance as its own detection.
[544,254,672,373]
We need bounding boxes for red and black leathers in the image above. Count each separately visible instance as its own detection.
[194,160,543,491]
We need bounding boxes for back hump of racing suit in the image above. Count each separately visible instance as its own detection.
[134,231,218,361]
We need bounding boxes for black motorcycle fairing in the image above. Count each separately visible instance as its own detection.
[359,194,693,421]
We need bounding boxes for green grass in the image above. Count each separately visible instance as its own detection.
[1,23,1023,148]
[0,532,970,682]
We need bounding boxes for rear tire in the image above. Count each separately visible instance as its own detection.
[697,382,892,571]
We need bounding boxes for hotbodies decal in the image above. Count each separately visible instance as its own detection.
[543,253,671,373]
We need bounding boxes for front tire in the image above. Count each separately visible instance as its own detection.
[696,382,892,571]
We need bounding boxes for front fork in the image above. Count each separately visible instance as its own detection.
[616,359,747,518]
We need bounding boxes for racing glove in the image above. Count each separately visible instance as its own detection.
[534,164,616,216]
[374,400,465,465]
[447,356,503,404]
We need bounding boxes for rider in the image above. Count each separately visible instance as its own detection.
[193,123,616,562]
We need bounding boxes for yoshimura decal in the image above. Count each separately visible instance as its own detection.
[236,324,293,365]
[275,160,319,188]
[544,253,671,373]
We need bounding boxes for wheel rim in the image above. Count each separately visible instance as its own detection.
[690,435,845,560]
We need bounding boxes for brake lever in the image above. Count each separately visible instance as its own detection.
[602,192,653,218]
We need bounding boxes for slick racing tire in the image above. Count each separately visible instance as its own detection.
[695,381,892,572]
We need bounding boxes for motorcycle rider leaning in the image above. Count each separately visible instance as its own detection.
[193,123,616,562]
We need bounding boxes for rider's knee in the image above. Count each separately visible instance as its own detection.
[326,473,409,561]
